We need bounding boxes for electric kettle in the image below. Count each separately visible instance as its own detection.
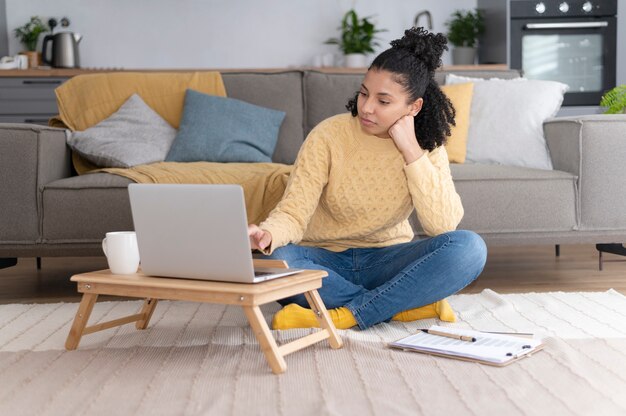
[41,32,82,68]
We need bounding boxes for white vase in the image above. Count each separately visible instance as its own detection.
[344,53,367,68]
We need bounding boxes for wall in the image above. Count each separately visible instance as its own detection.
[4,0,476,69]
[4,0,623,85]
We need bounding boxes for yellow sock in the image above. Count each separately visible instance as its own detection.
[271,304,357,330]
[392,299,456,323]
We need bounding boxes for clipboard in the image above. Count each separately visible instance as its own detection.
[387,325,545,367]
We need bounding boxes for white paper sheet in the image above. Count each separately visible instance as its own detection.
[389,325,543,364]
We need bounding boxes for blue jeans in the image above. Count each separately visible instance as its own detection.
[263,230,487,329]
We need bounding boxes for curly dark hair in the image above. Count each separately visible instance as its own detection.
[346,27,455,151]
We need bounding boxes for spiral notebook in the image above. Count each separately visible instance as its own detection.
[388,325,544,366]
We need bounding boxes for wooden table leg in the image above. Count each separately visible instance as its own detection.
[304,290,343,349]
[65,293,98,350]
[242,305,287,374]
[136,298,158,329]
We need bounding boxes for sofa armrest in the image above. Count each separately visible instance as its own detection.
[544,115,626,232]
[0,123,71,244]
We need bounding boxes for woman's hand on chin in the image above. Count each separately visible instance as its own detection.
[388,115,425,164]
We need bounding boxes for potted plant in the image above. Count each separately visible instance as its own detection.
[13,16,49,68]
[445,9,484,65]
[600,85,626,114]
[325,9,386,68]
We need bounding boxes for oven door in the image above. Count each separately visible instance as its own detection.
[510,17,616,106]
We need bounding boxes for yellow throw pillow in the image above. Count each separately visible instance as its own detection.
[55,71,227,174]
[440,82,474,163]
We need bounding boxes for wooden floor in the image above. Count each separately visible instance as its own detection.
[1,244,625,305]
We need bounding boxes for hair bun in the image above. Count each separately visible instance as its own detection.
[390,27,448,72]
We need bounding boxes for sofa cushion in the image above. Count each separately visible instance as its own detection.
[222,71,304,165]
[165,90,285,163]
[440,83,473,164]
[43,163,577,242]
[67,94,177,168]
[303,72,363,136]
[42,173,134,242]
[55,71,227,174]
[446,74,567,170]
[450,164,578,233]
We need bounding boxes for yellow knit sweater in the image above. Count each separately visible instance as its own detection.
[259,113,464,254]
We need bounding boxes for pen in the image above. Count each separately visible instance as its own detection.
[421,329,476,342]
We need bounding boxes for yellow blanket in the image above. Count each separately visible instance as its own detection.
[55,71,227,174]
[56,71,291,223]
[101,162,293,224]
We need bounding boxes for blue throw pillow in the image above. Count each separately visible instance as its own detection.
[165,89,286,163]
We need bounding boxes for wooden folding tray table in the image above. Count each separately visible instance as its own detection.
[65,259,343,374]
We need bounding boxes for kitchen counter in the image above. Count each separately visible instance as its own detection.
[0,64,509,77]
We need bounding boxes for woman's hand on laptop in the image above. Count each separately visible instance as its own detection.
[248,224,272,252]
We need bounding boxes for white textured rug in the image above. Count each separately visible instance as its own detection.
[2,289,626,416]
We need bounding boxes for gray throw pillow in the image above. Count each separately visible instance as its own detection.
[66,94,176,168]
[165,89,286,163]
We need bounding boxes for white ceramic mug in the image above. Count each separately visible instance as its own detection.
[16,54,28,69]
[102,231,140,274]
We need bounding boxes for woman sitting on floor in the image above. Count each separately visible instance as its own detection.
[248,27,487,330]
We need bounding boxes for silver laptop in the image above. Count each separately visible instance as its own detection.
[128,184,303,283]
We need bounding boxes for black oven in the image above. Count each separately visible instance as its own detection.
[479,0,617,106]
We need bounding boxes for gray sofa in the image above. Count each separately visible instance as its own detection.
[2,69,626,267]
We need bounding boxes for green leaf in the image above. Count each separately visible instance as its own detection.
[13,16,49,51]
[325,9,386,55]
[600,85,626,114]
[445,9,484,48]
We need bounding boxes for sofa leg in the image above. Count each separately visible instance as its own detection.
[599,250,603,271]
[555,245,560,257]
[0,258,18,270]
[595,243,626,271]
[37,257,42,270]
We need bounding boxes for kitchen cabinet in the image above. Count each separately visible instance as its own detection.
[0,77,68,125]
